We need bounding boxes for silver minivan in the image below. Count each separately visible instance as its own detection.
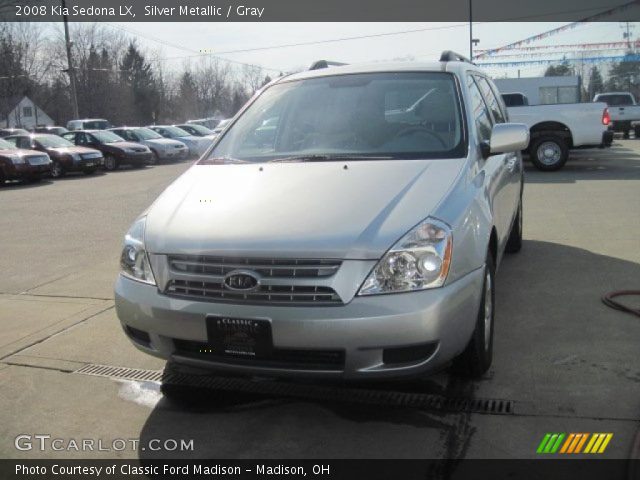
[115,52,529,386]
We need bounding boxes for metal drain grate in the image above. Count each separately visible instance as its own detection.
[162,371,515,416]
[75,363,163,382]
[74,363,515,415]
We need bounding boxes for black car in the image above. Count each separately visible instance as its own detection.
[62,130,153,171]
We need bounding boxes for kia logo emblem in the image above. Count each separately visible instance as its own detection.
[223,271,259,291]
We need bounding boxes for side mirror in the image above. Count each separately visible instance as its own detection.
[484,123,529,158]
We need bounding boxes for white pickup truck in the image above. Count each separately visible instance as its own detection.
[501,92,612,171]
[592,92,640,138]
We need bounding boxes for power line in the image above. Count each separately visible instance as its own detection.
[104,22,282,72]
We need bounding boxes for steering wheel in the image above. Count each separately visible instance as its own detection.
[394,126,447,149]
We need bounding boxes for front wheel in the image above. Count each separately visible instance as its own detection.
[51,161,64,178]
[148,151,160,165]
[104,155,118,171]
[529,135,569,171]
[452,253,495,378]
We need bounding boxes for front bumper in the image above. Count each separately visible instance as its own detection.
[121,151,153,165]
[114,267,484,380]
[158,148,189,160]
[71,157,103,171]
[5,162,52,180]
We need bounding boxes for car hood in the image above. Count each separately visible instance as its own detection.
[144,138,185,148]
[49,146,100,155]
[0,148,44,158]
[106,141,149,151]
[176,136,201,145]
[144,159,465,259]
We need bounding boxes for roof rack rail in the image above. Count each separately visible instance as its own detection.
[439,50,474,65]
[308,60,348,71]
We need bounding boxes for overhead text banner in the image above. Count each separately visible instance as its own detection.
[1,0,639,22]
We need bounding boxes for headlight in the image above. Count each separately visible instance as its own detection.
[9,155,25,165]
[358,218,452,295]
[120,217,156,285]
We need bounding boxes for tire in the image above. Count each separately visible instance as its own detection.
[634,125,640,139]
[50,161,64,178]
[452,253,495,378]
[529,135,569,171]
[623,129,630,139]
[104,155,118,171]
[505,191,523,254]
[148,151,160,165]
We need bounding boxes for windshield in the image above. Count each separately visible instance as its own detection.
[157,126,191,138]
[598,94,634,106]
[204,72,465,163]
[36,135,74,148]
[180,124,213,136]
[134,128,163,140]
[0,138,17,150]
[92,131,125,143]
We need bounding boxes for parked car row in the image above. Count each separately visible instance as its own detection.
[0,119,231,185]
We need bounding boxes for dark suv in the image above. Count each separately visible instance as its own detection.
[62,130,152,171]
[0,137,52,184]
[5,134,103,178]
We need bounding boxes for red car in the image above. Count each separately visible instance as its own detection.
[4,134,103,178]
[0,137,52,184]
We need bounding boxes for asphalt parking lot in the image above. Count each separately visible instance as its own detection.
[0,142,638,461]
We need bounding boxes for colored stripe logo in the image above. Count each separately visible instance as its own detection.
[537,433,613,454]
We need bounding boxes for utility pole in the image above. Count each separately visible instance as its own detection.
[469,0,473,59]
[469,0,480,61]
[621,22,635,50]
[62,0,79,119]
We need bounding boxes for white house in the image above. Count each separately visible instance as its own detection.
[493,76,582,105]
[1,95,54,129]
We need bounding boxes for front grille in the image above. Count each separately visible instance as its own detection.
[163,255,343,305]
[173,339,345,371]
[166,279,341,305]
[169,255,341,278]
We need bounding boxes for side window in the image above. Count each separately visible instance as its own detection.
[76,132,88,145]
[467,75,493,143]
[62,133,76,143]
[18,137,32,149]
[476,76,506,124]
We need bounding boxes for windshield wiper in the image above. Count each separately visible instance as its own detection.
[268,154,394,163]
[198,156,249,165]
